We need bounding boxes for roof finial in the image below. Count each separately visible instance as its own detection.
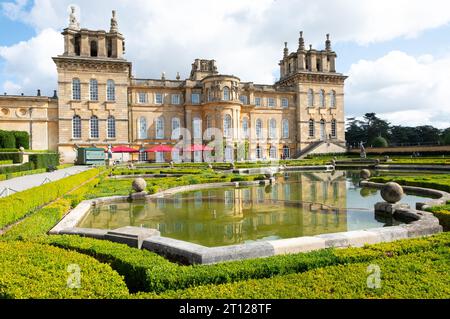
[298,31,305,51]
[68,6,80,30]
[176,72,181,80]
[283,42,289,58]
[326,34,332,51]
[110,10,118,33]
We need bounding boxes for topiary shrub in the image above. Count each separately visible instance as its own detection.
[12,131,30,149]
[372,136,389,148]
[0,130,16,149]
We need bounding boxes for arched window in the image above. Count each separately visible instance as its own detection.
[89,79,98,101]
[331,119,337,138]
[90,116,99,139]
[320,119,326,141]
[269,146,277,159]
[242,117,249,138]
[171,117,181,140]
[224,114,232,138]
[139,117,147,139]
[72,115,81,139]
[90,40,98,57]
[256,145,262,159]
[256,119,263,139]
[156,117,165,139]
[282,145,290,159]
[72,78,81,100]
[107,116,116,139]
[282,119,289,139]
[193,117,202,139]
[309,119,315,137]
[223,87,230,101]
[330,90,336,108]
[269,119,277,139]
[307,89,314,107]
[107,80,115,102]
[319,89,325,108]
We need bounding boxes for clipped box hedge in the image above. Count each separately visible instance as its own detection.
[152,249,450,299]
[0,168,100,229]
[46,232,450,294]
[0,241,128,299]
[29,153,60,170]
[0,150,23,164]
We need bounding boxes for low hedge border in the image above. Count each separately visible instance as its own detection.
[0,241,128,299]
[45,232,450,294]
[147,248,450,299]
[0,168,101,229]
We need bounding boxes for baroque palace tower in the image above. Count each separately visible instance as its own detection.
[0,8,347,163]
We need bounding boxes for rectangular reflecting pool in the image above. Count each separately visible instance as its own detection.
[78,171,432,247]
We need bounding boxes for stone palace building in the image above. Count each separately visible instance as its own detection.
[0,8,347,163]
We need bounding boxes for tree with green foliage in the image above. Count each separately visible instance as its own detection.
[372,136,388,147]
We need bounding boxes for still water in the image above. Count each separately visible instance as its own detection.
[78,171,431,247]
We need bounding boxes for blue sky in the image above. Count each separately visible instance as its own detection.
[1,0,449,128]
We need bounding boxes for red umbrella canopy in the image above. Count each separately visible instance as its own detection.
[184,144,214,152]
[111,146,139,153]
[146,145,174,153]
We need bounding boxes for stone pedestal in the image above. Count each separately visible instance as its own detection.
[105,159,114,167]
[130,191,148,200]
[375,202,410,215]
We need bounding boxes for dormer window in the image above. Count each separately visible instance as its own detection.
[223,87,230,101]
[90,40,98,57]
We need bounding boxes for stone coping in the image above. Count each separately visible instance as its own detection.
[49,176,445,265]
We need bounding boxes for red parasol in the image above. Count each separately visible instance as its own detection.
[184,144,214,152]
[145,145,174,153]
[111,146,139,153]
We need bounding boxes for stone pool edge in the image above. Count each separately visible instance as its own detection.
[49,180,446,265]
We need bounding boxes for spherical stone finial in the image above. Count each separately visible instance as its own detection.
[360,169,371,180]
[381,182,404,204]
[132,178,147,193]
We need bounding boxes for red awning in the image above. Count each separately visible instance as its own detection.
[110,146,139,153]
[145,145,174,153]
[184,144,214,152]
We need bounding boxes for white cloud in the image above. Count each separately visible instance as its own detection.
[0,28,62,95]
[346,51,450,129]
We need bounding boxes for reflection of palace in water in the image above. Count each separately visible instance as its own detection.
[80,171,349,246]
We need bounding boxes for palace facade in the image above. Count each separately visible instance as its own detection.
[0,8,347,163]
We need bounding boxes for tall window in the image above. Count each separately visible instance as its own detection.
[307,89,314,107]
[309,119,315,137]
[242,117,249,138]
[171,94,181,105]
[139,117,147,139]
[90,41,98,57]
[90,116,99,139]
[268,98,276,107]
[155,93,163,105]
[282,119,289,139]
[224,114,232,138]
[107,80,115,102]
[193,117,202,139]
[270,146,277,159]
[281,98,289,108]
[331,119,337,138]
[72,78,81,100]
[256,145,262,159]
[283,145,290,159]
[172,117,180,139]
[205,115,212,139]
[191,93,200,104]
[107,116,116,139]
[223,87,230,101]
[138,92,148,104]
[89,79,98,101]
[330,90,336,108]
[319,90,325,108]
[255,97,261,107]
[156,117,165,139]
[256,119,263,139]
[72,115,81,139]
[269,119,277,139]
